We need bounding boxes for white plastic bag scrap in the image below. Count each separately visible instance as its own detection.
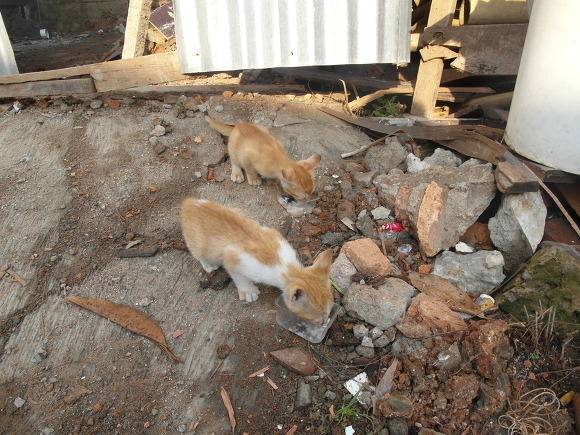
[345,425,355,435]
[344,372,375,405]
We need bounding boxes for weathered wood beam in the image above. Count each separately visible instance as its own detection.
[0,78,95,98]
[122,0,153,59]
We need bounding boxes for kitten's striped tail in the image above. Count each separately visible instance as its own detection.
[205,116,234,136]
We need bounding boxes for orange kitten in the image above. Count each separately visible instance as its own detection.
[180,197,334,324]
[206,117,321,201]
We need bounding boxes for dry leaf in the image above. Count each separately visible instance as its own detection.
[125,212,134,218]
[220,387,236,432]
[66,295,180,362]
[149,186,158,192]
[285,425,298,435]
[408,271,481,316]
[194,136,202,143]
[172,329,185,339]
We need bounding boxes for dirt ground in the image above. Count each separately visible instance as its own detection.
[1,33,578,435]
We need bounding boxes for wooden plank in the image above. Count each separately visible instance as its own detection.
[422,24,528,75]
[318,107,506,164]
[410,0,458,118]
[524,160,578,184]
[0,52,191,96]
[90,51,189,92]
[495,151,540,193]
[122,0,153,59]
[419,45,458,62]
[0,78,95,98]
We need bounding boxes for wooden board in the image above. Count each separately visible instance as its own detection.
[557,184,580,218]
[0,52,191,96]
[422,24,528,75]
[0,78,96,98]
[524,160,578,184]
[122,0,153,59]
[410,0,458,118]
[495,151,540,193]
[318,107,506,164]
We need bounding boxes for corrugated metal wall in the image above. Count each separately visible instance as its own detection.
[174,0,411,74]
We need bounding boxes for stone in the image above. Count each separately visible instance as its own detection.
[378,392,414,418]
[391,336,428,360]
[369,326,384,340]
[406,148,462,173]
[356,210,376,238]
[374,163,496,257]
[418,264,432,274]
[386,417,409,435]
[89,100,103,109]
[353,324,369,340]
[150,125,166,137]
[371,206,391,220]
[454,242,474,253]
[341,238,392,277]
[432,250,505,296]
[460,222,494,250]
[321,232,347,246]
[352,171,377,189]
[489,191,547,267]
[14,397,25,408]
[477,382,508,417]
[361,336,374,348]
[396,293,468,339]
[445,375,480,408]
[364,139,408,174]
[344,162,365,173]
[433,342,462,371]
[329,252,357,293]
[269,347,316,376]
[295,379,312,410]
[373,335,390,348]
[343,279,416,329]
[355,345,375,358]
[337,200,356,221]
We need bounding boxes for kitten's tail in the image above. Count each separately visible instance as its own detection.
[205,116,234,136]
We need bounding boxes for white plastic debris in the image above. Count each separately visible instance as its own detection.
[345,426,355,435]
[455,241,475,253]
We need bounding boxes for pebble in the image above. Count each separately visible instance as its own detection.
[150,125,166,137]
[353,324,369,340]
[89,100,103,109]
[370,326,384,340]
[355,345,375,359]
[324,390,337,400]
[214,105,224,112]
[14,397,26,408]
[295,380,312,409]
[373,335,391,348]
[361,336,374,348]
[196,105,207,113]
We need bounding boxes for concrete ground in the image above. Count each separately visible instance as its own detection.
[0,91,371,433]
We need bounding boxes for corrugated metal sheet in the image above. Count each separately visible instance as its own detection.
[174,0,411,74]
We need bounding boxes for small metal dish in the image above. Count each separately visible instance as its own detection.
[275,296,339,343]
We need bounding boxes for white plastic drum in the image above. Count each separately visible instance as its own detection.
[504,0,580,175]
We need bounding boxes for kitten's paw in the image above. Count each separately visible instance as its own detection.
[238,287,260,302]
[247,177,262,186]
[231,170,244,183]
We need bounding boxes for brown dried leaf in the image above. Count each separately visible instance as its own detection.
[66,295,180,362]
[408,271,481,316]
[220,387,236,432]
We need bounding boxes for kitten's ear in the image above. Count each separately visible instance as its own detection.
[291,288,308,305]
[300,154,321,171]
[280,169,299,188]
[312,249,333,274]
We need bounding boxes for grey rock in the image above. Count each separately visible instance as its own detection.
[433,250,505,296]
[89,100,103,109]
[406,148,462,173]
[433,342,462,371]
[489,191,547,267]
[391,336,428,360]
[361,336,374,348]
[373,335,391,348]
[14,397,25,408]
[371,206,391,220]
[353,323,369,340]
[365,139,408,173]
[295,379,312,409]
[355,345,375,358]
[343,279,417,329]
[214,105,224,112]
[329,253,357,293]
[324,390,337,401]
[369,326,384,340]
[321,231,347,246]
[387,417,409,435]
[352,171,377,189]
[356,210,376,238]
[374,163,496,256]
[196,105,207,113]
[150,125,166,137]
[460,158,485,168]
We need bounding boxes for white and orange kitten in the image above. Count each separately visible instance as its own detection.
[206,117,321,202]
[180,197,334,324]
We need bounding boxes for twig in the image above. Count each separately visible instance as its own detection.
[339,79,354,116]
[5,268,27,286]
[341,135,390,159]
[248,366,269,378]
[220,387,236,433]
